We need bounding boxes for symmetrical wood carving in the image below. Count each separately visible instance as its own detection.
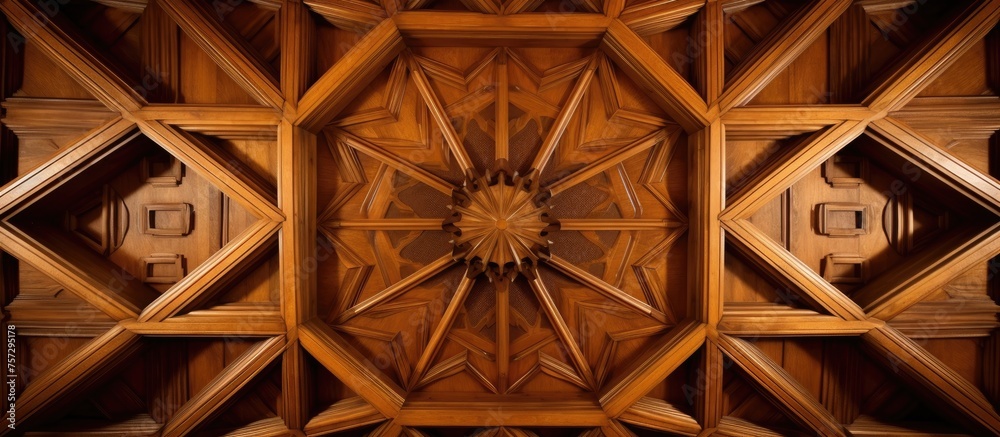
[0,0,999,435]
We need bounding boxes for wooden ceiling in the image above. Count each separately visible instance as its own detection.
[1,0,999,435]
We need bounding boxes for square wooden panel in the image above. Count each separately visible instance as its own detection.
[141,253,185,284]
[141,152,183,186]
[818,203,869,237]
[822,254,869,284]
[142,203,192,236]
[823,154,869,188]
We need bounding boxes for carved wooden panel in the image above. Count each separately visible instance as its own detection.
[0,0,999,435]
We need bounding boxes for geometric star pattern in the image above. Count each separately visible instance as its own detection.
[0,0,998,436]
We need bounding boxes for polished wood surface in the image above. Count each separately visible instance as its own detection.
[1,0,999,435]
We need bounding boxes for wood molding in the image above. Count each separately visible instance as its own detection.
[696,0,725,103]
[829,4,869,103]
[863,0,1000,112]
[719,303,877,336]
[718,0,852,112]
[602,19,711,133]
[278,120,317,329]
[600,320,706,417]
[296,19,404,131]
[889,299,1000,338]
[1,97,116,141]
[125,303,285,336]
[721,106,874,141]
[159,0,283,109]
[861,326,1000,435]
[718,334,846,436]
[889,96,1000,140]
[162,336,287,436]
[141,0,179,103]
[299,320,406,417]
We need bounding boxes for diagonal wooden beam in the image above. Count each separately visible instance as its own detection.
[861,325,1000,435]
[300,320,406,418]
[689,120,725,325]
[548,255,669,324]
[528,54,599,178]
[159,0,283,109]
[331,129,455,195]
[620,0,704,36]
[8,324,142,431]
[305,0,387,33]
[458,0,499,14]
[137,220,280,322]
[409,272,474,389]
[602,19,711,133]
[303,397,385,435]
[297,20,404,132]
[600,319,706,417]
[718,0,852,112]
[162,336,287,436]
[722,120,868,221]
[854,221,1000,321]
[547,128,673,196]
[718,334,845,437]
[528,274,597,391]
[723,219,868,321]
[407,51,478,178]
[0,0,145,113]
[619,396,702,435]
[334,254,456,324]
[863,0,1000,113]
[138,120,282,221]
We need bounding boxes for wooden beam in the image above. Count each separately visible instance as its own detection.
[528,54,598,177]
[324,219,445,231]
[282,343,311,431]
[547,128,672,196]
[689,120,724,325]
[124,303,285,336]
[5,297,116,337]
[0,0,145,113]
[695,340,724,430]
[296,19,404,131]
[1,97,116,141]
[278,120,317,330]
[863,0,1000,113]
[722,121,868,221]
[602,419,638,437]
[620,0,704,36]
[300,320,406,417]
[396,393,608,427]
[393,12,611,47]
[9,324,142,430]
[600,320,706,417]
[137,120,282,220]
[829,4,869,103]
[136,104,281,127]
[496,50,509,161]
[889,96,1000,140]
[854,222,1000,321]
[331,129,455,195]
[602,19,711,133]
[695,0,724,103]
[409,273,474,389]
[334,254,455,324]
[304,0,387,33]
[862,326,1000,435]
[162,336,287,436]
[159,0,283,109]
[722,106,875,141]
[620,397,702,436]
[141,0,179,103]
[558,219,684,231]
[719,303,878,336]
[718,0,851,112]
[137,220,280,321]
[723,219,869,320]
[548,255,669,324]
[280,0,314,108]
[528,275,597,390]
[718,334,846,436]
[888,299,1000,339]
[407,51,477,177]
[304,397,386,435]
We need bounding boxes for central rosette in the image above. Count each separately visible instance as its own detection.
[444,170,557,279]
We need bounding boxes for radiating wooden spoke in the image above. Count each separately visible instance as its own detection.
[527,54,599,179]
[407,51,477,178]
[548,255,669,324]
[546,128,674,196]
[528,274,596,390]
[409,271,475,389]
[334,254,456,324]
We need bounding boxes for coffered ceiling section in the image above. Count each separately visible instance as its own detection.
[0,0,999,436]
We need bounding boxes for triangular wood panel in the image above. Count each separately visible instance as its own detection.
[2,0,1000,435]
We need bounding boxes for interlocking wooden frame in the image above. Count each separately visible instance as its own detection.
[818,202,870,237]
[142,203,192,236]
[141,252,185,284]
